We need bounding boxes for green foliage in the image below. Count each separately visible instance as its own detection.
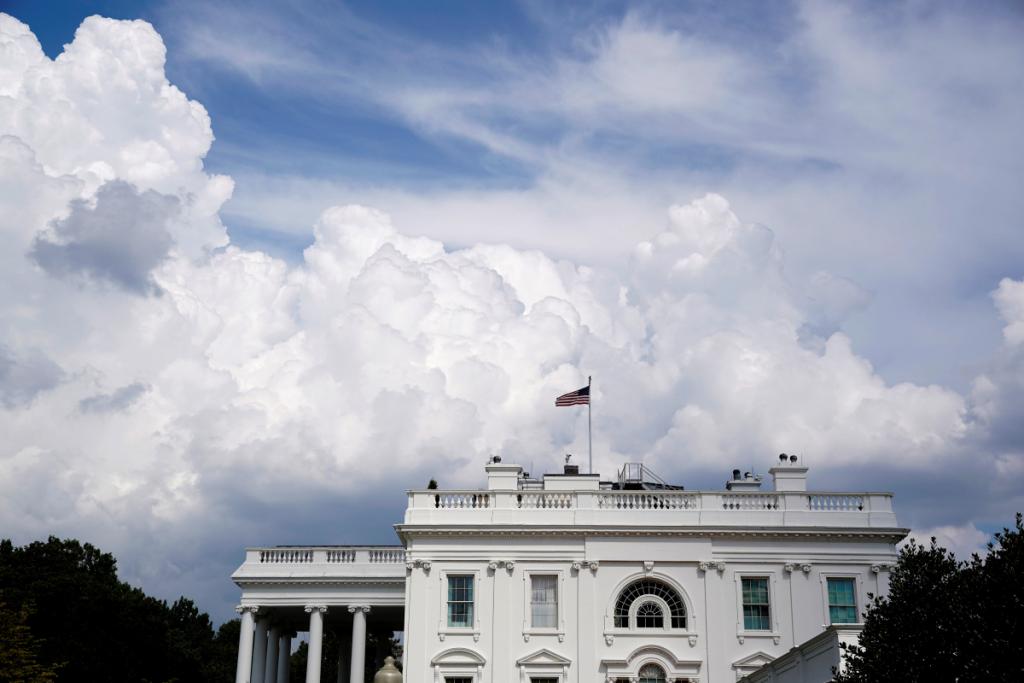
[0,537,238,682]
[0,600,61,683]
[835,513,1024,683]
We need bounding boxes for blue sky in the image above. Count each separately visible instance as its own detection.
[2,0,1023,622]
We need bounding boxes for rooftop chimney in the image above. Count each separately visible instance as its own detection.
[486,462,522,490]
[769,453,808,491]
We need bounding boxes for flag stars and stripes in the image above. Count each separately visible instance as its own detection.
[555,385,590,406]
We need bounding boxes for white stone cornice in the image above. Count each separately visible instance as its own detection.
[395,525,909,543]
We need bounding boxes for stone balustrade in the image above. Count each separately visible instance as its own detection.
[247,546,406,568]
[404,489,897,528]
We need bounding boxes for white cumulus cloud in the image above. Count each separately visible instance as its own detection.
[0,12,1021,620]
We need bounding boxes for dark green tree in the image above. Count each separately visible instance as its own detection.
[0,537,237,682]
[0,600,61,683]
[835,514,1024,682]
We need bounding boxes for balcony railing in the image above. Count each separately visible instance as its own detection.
[403,489,897,528]
[253,546,406,565]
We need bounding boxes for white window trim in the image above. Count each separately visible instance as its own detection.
[521,568,566,641]
[819,572,863,627]
[438,568,483,641]
[734,571,782,643]
[629,595,672,631]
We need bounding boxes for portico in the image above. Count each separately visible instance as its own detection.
[232,546,407,683]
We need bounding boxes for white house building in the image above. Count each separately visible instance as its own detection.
[231,455,905,683]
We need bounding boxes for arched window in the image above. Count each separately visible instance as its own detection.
[636,601,664,628]
[638,664,666,683]
[614,578,687,628]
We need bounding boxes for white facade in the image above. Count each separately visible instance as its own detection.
[232,457,904,683]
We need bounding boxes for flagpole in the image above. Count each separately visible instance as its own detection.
[588,375,593,475]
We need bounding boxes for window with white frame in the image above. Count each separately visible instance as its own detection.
[447,575,474,628]
[613,578,687,629]
[530,574,558,628]
[741,577,771,630]
[827,577,857,624]
[638,664,667,683]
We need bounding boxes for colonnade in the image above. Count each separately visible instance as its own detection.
[234,604,375,683]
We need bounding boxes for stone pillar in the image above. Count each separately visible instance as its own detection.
[234,606,259,683]
[306,606,328,683]
[252,618,269,683]
[348,605,371,683]
[264,626,281,683]
[277,632,292,683]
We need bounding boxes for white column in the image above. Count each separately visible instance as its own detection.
[277,633,292,683]
[234,606,259,683]
[264,626,281,683]
[252,618,269,683]
[306,605,328,683]
[348,605,371,683]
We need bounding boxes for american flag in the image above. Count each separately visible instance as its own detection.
[555,385,590,406]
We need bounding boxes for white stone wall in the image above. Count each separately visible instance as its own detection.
[402,534,895,683]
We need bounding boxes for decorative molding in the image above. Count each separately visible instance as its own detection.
[235,605,260,615]
[304,605,328,614]
[773,635,781,645]
[473,633,480,642]
[438,633,445,642]
[699,561,726,574]
[347,605,371,614]
[871,563,892,574]
[604,634,614,646]
[588,561,600,574]
[557,633,565,643]
[570,561,582,573]
[783,563,796,573]
[523,633,530,642]
[396,526,910,543]
[643,561,655,574]
[504,560,516,574]
[800,563,812,574]
[488,561,499,572]
[688,635,697,647]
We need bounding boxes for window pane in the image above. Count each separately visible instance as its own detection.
[639,664,666,683]
[447,575,474,627]
[827,578,857,624]
[742,577,771,630]
[531,575,558,628]
[636,601,664,628]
